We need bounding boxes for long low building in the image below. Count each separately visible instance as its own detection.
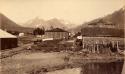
[45,28,69,40]
[81,27,124,53]
[0,29,18,50]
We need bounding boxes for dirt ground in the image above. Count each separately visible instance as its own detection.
[0,39,124,74]
[0,50,124,74]
[1,52,68,74]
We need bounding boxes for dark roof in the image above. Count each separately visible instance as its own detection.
[46,28,68,32]
[88,19,115,26]
[81,27,124,38]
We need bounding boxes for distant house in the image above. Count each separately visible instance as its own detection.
[0,29,18,50]
[81,27,124,53]
[45,28,69,39]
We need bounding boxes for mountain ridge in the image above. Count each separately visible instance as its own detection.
[70,7,125,32]
[0,13,33,33]
[21,17,76,30]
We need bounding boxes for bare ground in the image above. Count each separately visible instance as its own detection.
[0,50,124,74]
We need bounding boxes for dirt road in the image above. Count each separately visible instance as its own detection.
[0,43,33,59]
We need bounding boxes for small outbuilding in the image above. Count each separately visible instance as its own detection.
[45,28,69,39]
[0,29,18,50]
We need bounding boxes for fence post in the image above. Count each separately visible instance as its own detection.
[93,44,95,53]
[82,37,84,49]
[116,41,120,52]
[96,41,99,53]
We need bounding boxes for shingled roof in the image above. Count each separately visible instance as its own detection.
[88,19,115,26]
[81,27,124,38]
[46,28,68,32]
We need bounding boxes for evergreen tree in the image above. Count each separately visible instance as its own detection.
[33,26,45,35]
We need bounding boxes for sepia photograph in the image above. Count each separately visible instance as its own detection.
[0,0,125,74]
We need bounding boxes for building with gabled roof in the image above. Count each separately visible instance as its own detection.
[81,27,124,53]
[45,28,69,39]
[0,29,18,50]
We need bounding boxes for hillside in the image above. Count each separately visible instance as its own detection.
[103,7,124,29]
[0,13,33,33]
[70,7,125,32]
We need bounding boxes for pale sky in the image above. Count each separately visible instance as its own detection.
[0,0,124,25]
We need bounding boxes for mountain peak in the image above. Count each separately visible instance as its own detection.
[22,17,76,29]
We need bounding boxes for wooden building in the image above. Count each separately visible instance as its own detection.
[81,27,124,53]
[45,28,69,39]
[0,29,18,50]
